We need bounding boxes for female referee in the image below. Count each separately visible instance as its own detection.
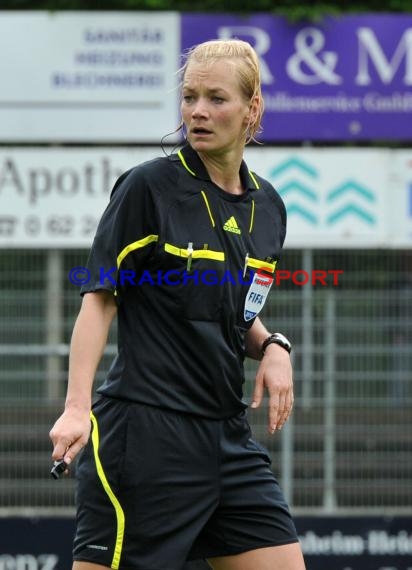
[50,39,306,570]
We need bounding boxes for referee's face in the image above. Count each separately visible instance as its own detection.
[181,59,253,157]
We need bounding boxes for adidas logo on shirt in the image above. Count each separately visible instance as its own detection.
[223,216,241,235]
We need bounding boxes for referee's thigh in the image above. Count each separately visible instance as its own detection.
[208,543,306,570]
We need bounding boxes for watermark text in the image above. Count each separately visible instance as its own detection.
[68,267,344,287]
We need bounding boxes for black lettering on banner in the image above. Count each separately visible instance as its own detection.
[102,157,123,194]
[46,216,74,236]
[80,216,97,236]
[24,216,41,236]
[0,217,17,236]
[0,159,24,195]
[84,164,96,195]
[29,168,52,205]
[56,168,79,196]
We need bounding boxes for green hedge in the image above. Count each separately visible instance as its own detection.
[2,0,412,20]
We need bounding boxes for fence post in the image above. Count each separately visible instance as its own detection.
[281,395,294,506]
[323,289,337,511]
[46,249,63,400]
[302,249,314,408]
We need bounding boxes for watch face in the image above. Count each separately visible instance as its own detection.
[262,333,292,355]
[273,333,292,351]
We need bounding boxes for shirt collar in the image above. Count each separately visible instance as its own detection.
[177,144,259,192]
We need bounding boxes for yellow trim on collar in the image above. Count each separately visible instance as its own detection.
[249,170,260,189]
[200,190,216,227]
[249,200,255,233]
[178,149,197,176]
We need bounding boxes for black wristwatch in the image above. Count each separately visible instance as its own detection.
[261,332,292,355]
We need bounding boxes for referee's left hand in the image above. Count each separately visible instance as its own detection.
[250,343,294,434]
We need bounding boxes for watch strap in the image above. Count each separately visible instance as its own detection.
[261,332,292,355]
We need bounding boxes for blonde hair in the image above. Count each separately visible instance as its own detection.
[180,39,264,143]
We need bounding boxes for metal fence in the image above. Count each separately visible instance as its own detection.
[0,248,411,514]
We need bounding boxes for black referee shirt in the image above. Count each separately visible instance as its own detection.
[81,144,286,418]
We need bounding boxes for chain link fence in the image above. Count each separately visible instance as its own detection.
[0,248,411,513]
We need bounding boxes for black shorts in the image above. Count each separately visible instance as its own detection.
[73,397,298,570]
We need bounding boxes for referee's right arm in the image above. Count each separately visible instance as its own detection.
[49,290,117,467]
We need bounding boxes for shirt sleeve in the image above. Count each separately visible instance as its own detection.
[80,165,158,298]
[259,177,287,250]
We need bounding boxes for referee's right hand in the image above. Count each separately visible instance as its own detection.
[49,408,91,469]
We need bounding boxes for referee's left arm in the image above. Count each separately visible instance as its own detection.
[245,318,294,434]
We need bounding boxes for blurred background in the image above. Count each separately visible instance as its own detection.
[0,1,411,569]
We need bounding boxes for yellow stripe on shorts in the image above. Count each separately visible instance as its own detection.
[90,412,125,569]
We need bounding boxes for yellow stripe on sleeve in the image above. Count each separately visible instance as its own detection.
[117,234,158,269]
[247,257,277,274]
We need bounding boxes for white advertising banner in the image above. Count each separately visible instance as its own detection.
[0,147,161,247]
[0,12,180,141]
[386,150,412,247]
[0,147,408,249]
[244,147,391,248]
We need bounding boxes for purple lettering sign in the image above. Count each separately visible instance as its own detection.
[181,14,412,141]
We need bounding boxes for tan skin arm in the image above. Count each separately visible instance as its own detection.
[49,290,117,466]
[245,317,294,433]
